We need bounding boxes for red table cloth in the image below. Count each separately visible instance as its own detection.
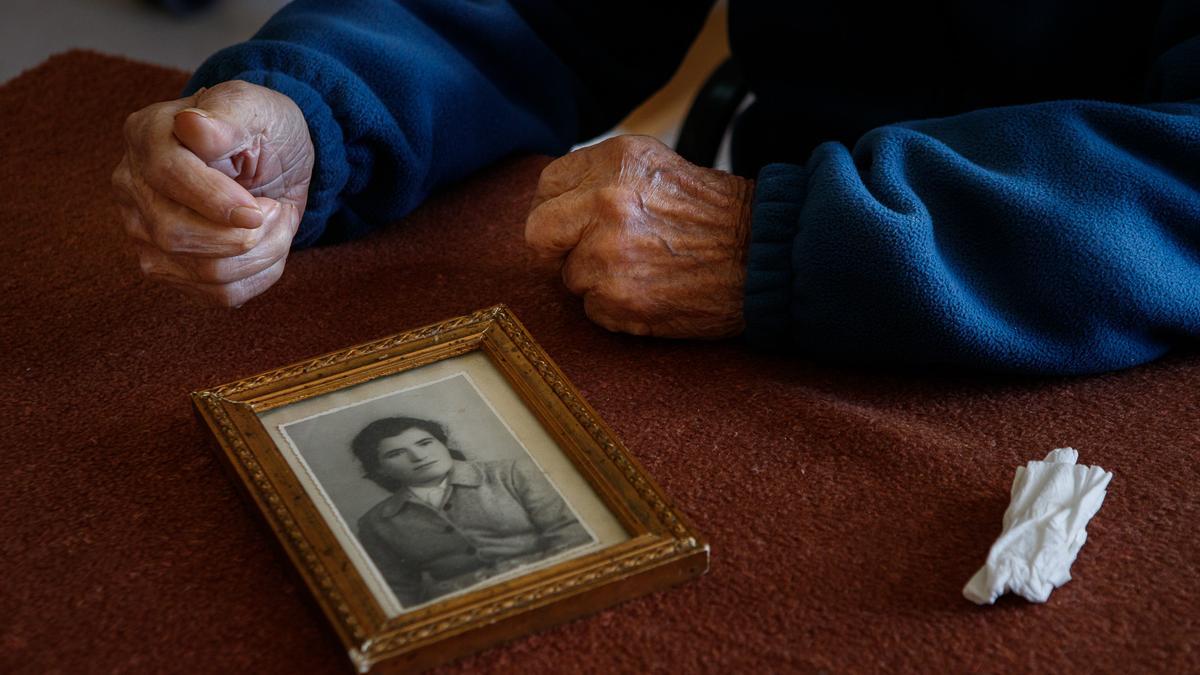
[1,51,1197,673]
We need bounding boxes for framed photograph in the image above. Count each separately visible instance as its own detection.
[192,305,708,673]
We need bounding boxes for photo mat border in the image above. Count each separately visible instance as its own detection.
[192,305,709,673]
[274,369,604,615]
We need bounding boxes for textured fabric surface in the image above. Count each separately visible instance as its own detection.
[2,52,1199,674]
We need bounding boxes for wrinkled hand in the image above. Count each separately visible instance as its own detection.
[111,80,313,307]
[525,135,754,338]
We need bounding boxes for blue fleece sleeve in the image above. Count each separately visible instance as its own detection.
[184,0,712,247]
[745,37,1200,375]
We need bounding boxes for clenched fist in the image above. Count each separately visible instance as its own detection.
[112,80,314,307]
[525,135,754,338]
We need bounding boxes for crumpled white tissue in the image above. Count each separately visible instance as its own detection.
[963,447,1112,605]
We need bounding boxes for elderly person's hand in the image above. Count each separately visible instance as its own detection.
[525,135,754,338]
[111,80,313,307]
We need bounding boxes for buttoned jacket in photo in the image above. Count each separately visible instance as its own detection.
[357,458,594,606]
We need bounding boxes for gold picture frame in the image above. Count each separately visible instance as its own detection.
[192,305,708,673]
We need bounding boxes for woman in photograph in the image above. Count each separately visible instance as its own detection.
[351,416,594,606]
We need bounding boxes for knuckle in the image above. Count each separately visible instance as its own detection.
[136,249,179,282]
[119,212,139,238]
[605,280,654,315]
[593,187,618,215]
[119,209,149,243]
[560,262,586,295]
[524,211,553,250]
[233,227,263,255]
[185,281,242,308]
[189,258,223,284]
[607,134,636,152]
[580,292,605,318]
[596,187,638,221]
[136,252,157,278]
[523,208,543,238]
[581,295,621,332]
[606,134,655,159]
[211,288,243,309]
[144,215,194,256]
[121,111,142,143]
[122,104,166,145]
[195,255,256,285]
[220,79,252,96]
[143,154,178,190]
[536,159,569,192]
[621,134,659,153]
[535,159,559,184]
[216,79,262,108]
[120,216,145,243]
[539,147,589,185]
[147,221,175,252]
[111,166,135,205]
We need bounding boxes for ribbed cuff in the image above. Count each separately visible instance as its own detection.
[743,162,808,350]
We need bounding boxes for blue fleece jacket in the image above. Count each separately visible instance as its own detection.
[185,0,1200,375]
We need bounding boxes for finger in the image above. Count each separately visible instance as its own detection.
[163,255,288,308]
[138,137,263,228]
[117,203,149,247]
[560,248,599,296]
[111,156,136,208]
[178,81,291,181]
[582,293,653,336]
[172,107,252,179]
[130,186,265,257]
[138,200,296,285]
[135,242,190,282]
[525,189,605,259]
[191,198,294,283]
[530,146,595,211]
[174,81,265,165]
[137,234,284,287]
[121,97,261,228]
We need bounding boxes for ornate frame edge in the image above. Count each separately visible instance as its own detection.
[192,305,708,671]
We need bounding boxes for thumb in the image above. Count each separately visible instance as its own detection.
[172,84,268,177]
[172,107,252,181]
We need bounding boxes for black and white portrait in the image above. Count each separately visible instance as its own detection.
[277,372,598,609]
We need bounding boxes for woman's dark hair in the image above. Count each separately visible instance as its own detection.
[351,416,466,490]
